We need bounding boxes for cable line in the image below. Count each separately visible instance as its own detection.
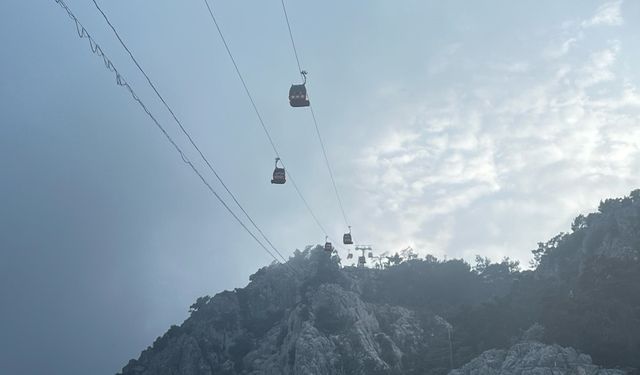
[279,0,352,231]
[52,0,299,276]
[202,0,340,246]
[89,0,293,268]
[279,0,303,76]
[202,0,280,160]
[310,106,350,226]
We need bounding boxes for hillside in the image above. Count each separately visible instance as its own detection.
[118,190,640,375]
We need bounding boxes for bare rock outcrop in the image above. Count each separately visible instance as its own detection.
[449,341,626,375]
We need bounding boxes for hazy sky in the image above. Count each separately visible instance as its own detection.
[2,1,640,374]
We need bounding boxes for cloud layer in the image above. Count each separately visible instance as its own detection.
[355,1,640,264]
[582,0,624,27]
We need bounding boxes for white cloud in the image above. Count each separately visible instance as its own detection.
[544,37,578,59]
[351,21,640,265]
[576,41,621,88]
[582,0,624,27]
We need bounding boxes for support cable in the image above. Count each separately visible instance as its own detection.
[52,0,299,276]
[90,0,293,267]
[202,0,342,248]
[279,0,303,76]
[279,0,352,230]
[310,106,350,226]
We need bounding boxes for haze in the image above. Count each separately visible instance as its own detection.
[1,1,639,374]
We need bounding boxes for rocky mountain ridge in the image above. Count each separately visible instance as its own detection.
[118,190,640,374]
[120,251,453,374]
[451,341,625,375]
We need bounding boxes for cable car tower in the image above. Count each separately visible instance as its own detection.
[354,245,373,268]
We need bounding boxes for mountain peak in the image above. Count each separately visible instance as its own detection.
[119,191,640,374]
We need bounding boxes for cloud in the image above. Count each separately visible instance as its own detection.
[352,18,640,265]
[582,0,624,27]
[544,37,578,59]
[576,41,621,88]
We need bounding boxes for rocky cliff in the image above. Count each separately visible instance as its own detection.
[450,341,625,375]
[119,249,455,375]
[118,190,640,375]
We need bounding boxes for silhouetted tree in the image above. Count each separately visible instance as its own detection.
[189,296,211,313]
[386,253,403,266]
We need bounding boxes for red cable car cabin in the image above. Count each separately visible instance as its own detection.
[271,158,286,184]
[289,84,309,107]
[343,227,353,245]
[289,70,310,107]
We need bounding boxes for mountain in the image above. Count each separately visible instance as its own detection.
[118,190,640,375]
[450,340,625,375]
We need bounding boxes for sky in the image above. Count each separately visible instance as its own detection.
[1,0,639,374]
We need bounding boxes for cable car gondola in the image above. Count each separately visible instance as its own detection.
[271,157,286,184]
[289,71,310,107]
[343,226,353,245]
[324,236,333,253]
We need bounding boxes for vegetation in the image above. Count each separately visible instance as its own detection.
[126,190,640,374]
[354,190,640,373]
[407,190,640,372]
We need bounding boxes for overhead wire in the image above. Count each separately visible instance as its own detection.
[51,0,300,276]
[88,0,294,269]
[201,0,343,248]
[310,106,350,226]
[279,0,303,76]
[278,0,352,231]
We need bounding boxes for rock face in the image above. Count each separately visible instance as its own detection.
[117,189,640,375]
[118,248,445,375]
[449,341,626,375]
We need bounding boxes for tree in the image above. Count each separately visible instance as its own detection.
[401,247,419,260]
[425,254,439,264]
[189,296,211,313]
[473,255,492,274]
[571,214,587,232]
[530,233,566,268]
[501,257,520,273]
[630,189,640,203]
[386,253,403,266]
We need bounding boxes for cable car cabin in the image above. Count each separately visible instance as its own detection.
[343,232,353,245]
[324,241,333,253]
[289,84,310,107]
[271,168,285,184]
[271,158,286,184]
[358,256,366,265]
